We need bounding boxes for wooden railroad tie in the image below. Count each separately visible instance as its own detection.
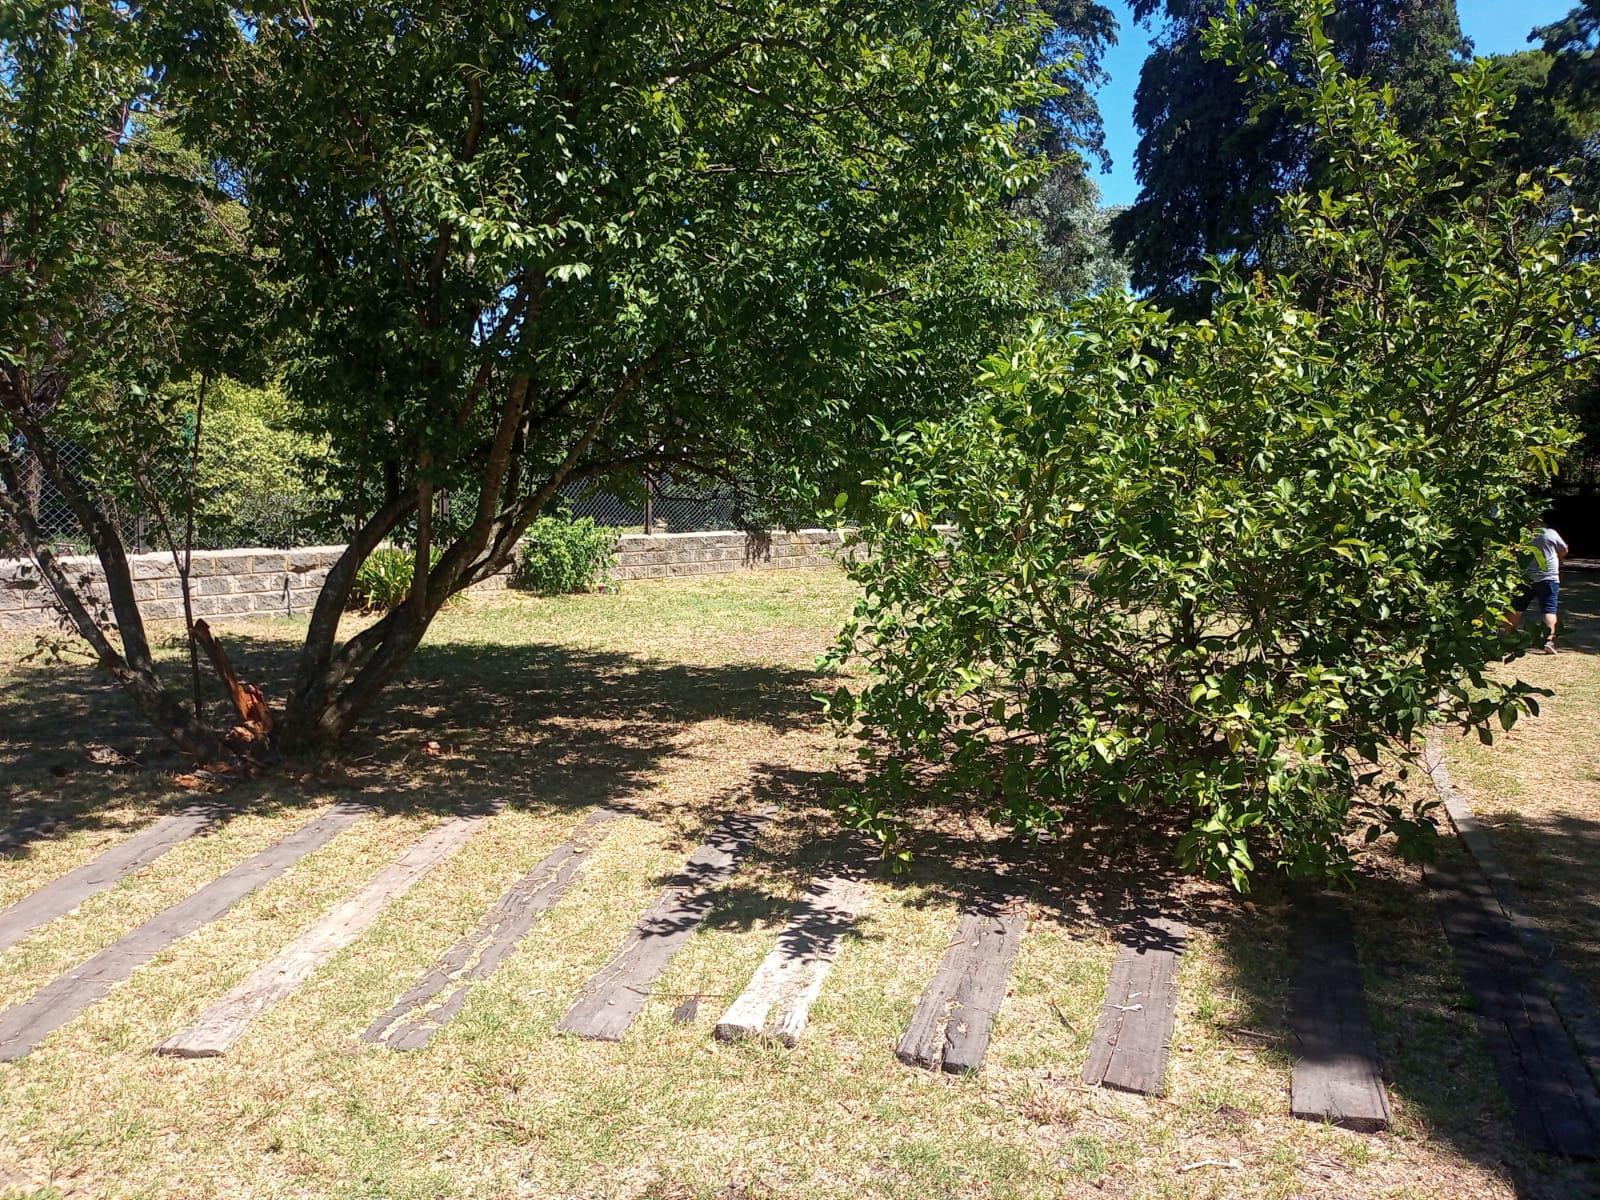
[1424,738,1600,1091]
[0,803,227,956]
[1082,914,1186,1097]
[1428,858,1600,1159]
[0,803,368,1063]
[156,805,496,1058]
[557,807,771,1042]
[897,896,1026,1074]
[715,869,872,1046]
[362,808,620,1051]
[1287,891,1391,1132]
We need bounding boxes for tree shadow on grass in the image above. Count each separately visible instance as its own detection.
[4,614,1598,1197]
[1463,804,1600,1044]
[0,630,832,863]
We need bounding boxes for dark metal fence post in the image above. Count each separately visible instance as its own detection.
[643,469,655,535]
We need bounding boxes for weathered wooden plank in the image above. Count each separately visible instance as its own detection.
[362,809,618,1051]
[1425,738,1600,1091]
[1288,891,1391,1132]
[715,870,871,1046]
[557,807,769,1042]
[896,896,1025,1074]
[1428,858,1600,1159]
[1082,915,1186,1097]
[0,805,223,955]
[155,808,494,1058]
[0,803,366,1062]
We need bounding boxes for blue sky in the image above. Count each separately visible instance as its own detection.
[1092,0,1580,206]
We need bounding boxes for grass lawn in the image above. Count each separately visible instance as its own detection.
[1,569,1596,1199]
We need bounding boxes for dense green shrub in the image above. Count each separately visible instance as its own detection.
[511,518,617,595]
[191,379,334,549]
[349,546,439,612]
[824,0,1596,889]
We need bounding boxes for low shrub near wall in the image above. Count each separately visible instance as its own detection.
[348,546,447,612]
[511,517,617,595]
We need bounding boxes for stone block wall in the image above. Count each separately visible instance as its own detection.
[610,528,845,580]
[0,547,345,633]
[0,529,846,632]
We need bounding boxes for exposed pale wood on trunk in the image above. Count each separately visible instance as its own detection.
[192,620,274,737]
[1288,891,1391,1132]
[557,807,769,1042]
[1428,857,1600,1159]
[715,870,871,1046]
[155,807,495,1058]
[1424,737,1600,1091]
[0,805,223,955]
[0,803,366,1062]
[897,896,1026,1074]
[362,808,618,1051]
[1082,915,1186,1096]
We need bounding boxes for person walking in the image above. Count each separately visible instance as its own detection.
[1510,517,1569,653]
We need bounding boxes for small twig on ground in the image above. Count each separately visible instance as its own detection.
[1179,1158,1243,1173]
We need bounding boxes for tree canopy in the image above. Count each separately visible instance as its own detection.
[828,0,1595,887]
[2,0,1061,754]
[1111,0,1468,308]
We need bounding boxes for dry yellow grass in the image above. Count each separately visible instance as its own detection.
[0,568,1594,1199]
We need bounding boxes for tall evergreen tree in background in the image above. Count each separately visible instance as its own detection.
[1011,1,1130,302]
[1529,3,1600,489]
[1112,0,1467,308]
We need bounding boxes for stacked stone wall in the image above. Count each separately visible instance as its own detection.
[0,529,846,632]
[609,529,844,581]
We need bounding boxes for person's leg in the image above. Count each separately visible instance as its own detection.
[1507,585,1534,632]
[1540,580,1561,651]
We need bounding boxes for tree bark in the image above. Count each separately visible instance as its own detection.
[276,492,416,749]
[0,438,224,761]
[276,351,667,751]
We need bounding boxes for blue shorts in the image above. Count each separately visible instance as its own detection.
[1514,579,1560,616]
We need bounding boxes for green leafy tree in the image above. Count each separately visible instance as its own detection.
[1030,0,1119,165]
[0,2,260,757]
[826,0,1595,888]
[1013,166,1130,300]
[1008,3,1125,303]
[188,379,332,550]
[1111,0,1467,309]
[4,1,1057,756]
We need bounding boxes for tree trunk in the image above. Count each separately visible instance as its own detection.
[0,440,225,761]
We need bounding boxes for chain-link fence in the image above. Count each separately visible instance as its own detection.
[0,436,155,556]
[558,476,742,533]
[3,436,760,558]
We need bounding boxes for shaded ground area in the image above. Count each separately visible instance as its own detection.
[0,570,1594,1198]
[1443,570,1600,1055]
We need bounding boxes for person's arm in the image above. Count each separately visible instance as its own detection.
[1554,530,1570,560]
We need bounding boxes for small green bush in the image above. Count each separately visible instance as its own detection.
[349,546,438,612]
[512,517,617,595]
